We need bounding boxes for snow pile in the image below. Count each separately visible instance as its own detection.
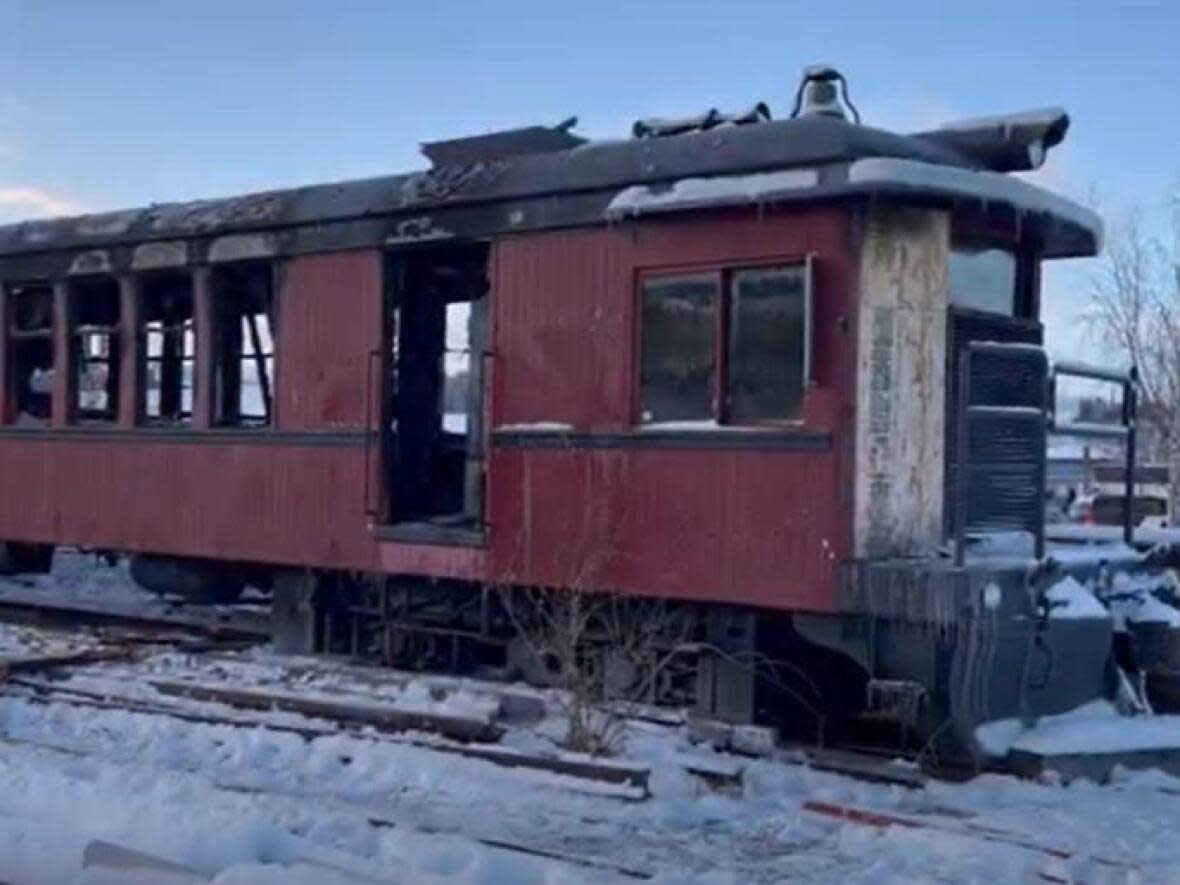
[976,700,1180,758]
[1044,576,1109,621]
[1107,571,1180,631]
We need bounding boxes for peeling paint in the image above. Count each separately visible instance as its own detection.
[68,250,112,276]
[208,233,277,263]
[383,216,453,245]
[854,206,949,557]
[132,241,189,271]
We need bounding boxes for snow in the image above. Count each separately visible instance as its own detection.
[1128,592,1180,628]
[1044,576,1109,620]
[605,168,820,219]
[492,422,574,432]
[9,559,1180,882]
[847,156,1104,248]
[937,107,1068,141]
[979,701,1180,758]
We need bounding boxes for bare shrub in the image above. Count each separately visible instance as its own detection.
[500,581,694,756]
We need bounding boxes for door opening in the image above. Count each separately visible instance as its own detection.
[383,243,489,538]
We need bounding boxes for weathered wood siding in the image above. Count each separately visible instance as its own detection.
[853,206,949,557]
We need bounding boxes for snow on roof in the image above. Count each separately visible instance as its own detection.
[938,107,1069,134]
[605,168,820,219]
[847,157,1103,251]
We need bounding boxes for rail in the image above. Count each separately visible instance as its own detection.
[953,343,1139,565]
[1048,360,1138,546]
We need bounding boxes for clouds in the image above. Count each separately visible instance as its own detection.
[0,186,86,222]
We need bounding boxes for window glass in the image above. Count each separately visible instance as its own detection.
[639,276,717,423]
[727,266,808,422]
[949,245,1017,315]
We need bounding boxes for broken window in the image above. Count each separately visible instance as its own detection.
[71,278,121,423]
[5,283,55,424]
[141,274,195,424]
[441,302,471,435]
[638,262,811,426]
[212,263,274,427]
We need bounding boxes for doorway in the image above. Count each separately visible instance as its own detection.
[383,243,489,538]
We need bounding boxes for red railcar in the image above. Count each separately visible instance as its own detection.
[1,69,1168,753]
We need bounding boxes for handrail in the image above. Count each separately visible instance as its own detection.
[1052,359,1135,386]
[363,348,381,521]
[954,340,1140,559]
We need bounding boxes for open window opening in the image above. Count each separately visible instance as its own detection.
[141,273,195,424]
[212,262,275,427]
[71,277,121,423]
[5,283,55,425]
[384,243,489,535]
[638,261,812,427]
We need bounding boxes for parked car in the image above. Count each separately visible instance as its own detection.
[1069,493,1169,527]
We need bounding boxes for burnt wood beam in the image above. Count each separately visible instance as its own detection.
[118,275,141,427]
[192,266,214,429]
[51,280,72,427]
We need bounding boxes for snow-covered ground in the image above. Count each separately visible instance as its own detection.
[2,557,1180,883]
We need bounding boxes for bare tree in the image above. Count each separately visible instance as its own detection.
[1084,202,1180,511]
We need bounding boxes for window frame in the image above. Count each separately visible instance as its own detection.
[138,271,197,426]
[210,261,277,429]
[3,281,57,426]
[948,221,1040,321]
[68,275,122,425]
[633,255,814,428]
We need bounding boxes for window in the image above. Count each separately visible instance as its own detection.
[141,274,195,424]
[949,244,1017,315]
[639,276,717,423]
[212,263,274,427]
[71,278,121,423]
[728,267,809,422]
[5,283,55,424]
[441,301,471,435]
[638,262,811,426]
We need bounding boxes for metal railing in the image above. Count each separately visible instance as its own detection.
[953,341,1138,565]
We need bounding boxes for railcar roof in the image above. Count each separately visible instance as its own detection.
[0,109,1099,261]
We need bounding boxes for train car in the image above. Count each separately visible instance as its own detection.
[1,67,1177,756]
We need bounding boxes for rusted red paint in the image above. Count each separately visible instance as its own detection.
[0,207,857,614]
[51,281,71,428]
[276,251,383,431]
[487,208,857,612]
[0,437,378,570]
[117,276,140,427]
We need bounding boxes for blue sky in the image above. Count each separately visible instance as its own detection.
[2,0,1178,354]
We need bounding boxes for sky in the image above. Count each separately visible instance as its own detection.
[2,0,1179,356]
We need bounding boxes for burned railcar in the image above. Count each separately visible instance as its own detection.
[0,68,1171,754]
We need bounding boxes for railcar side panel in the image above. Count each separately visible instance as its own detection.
[276,250,384,431]
[488,208,857,612]
[0,437,376,569]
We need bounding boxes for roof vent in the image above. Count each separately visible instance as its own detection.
[421,118,585,167]
[791,65,860,123]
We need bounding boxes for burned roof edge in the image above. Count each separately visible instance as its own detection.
[0,110,1084,260]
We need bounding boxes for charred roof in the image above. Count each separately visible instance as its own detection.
[0,90,1098,263]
